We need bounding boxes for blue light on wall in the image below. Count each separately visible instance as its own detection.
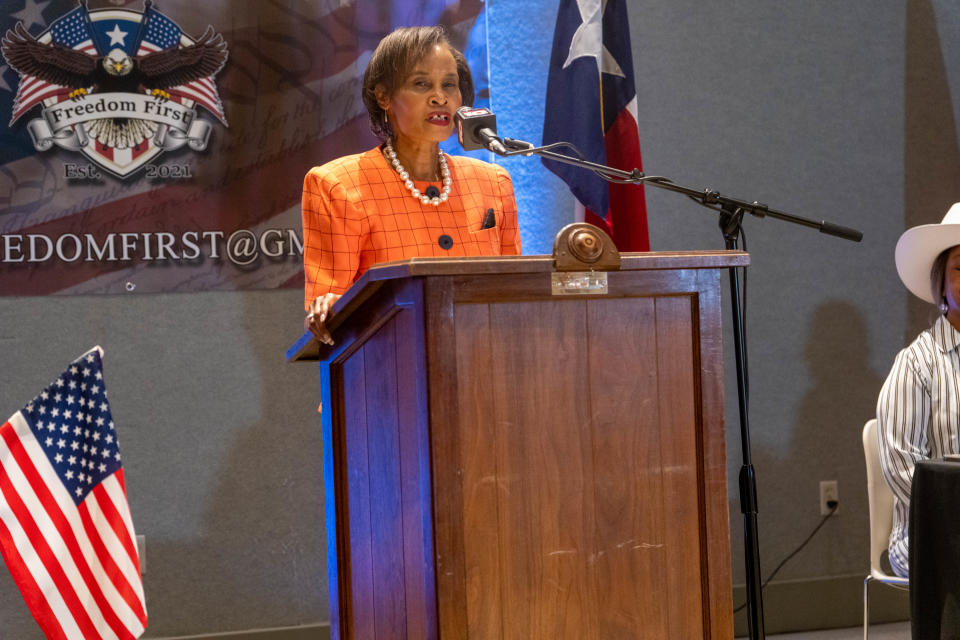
[487,0,576,255]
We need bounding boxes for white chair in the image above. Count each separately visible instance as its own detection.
[862,418,909,640]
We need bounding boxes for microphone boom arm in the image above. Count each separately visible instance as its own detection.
[498,137,863,242]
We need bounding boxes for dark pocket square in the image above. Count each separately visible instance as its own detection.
[481,208,496,230]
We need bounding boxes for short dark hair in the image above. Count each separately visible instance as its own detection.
[362,26,474,141]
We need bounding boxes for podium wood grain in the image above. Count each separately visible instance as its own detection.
[307,255,742,639]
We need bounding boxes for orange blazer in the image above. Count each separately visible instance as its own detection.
[302,146,522,308]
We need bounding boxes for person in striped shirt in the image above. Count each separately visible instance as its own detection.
[302,26,522,344]
[877,202,960,577]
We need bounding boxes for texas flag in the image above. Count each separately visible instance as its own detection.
[542,0,650,251]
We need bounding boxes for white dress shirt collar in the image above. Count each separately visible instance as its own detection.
[932,314,960,353]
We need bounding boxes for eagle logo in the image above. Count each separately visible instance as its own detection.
[0,0,228,178]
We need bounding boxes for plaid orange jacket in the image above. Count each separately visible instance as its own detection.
[302,146,522,308]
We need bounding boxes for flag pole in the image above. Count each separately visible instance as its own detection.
[499,136,862,640]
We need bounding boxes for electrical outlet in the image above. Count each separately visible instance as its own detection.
[819,480,839,515]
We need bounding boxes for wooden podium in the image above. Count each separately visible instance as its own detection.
[288,250,746,640]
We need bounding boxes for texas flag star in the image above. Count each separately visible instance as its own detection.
[562,0,625,78]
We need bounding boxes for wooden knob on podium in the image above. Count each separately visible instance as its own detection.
[569,229,602,262]
[552,222,621,271]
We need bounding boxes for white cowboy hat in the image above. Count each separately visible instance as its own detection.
[896,202,960,303]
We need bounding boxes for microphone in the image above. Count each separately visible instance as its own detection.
[455,106,508,155]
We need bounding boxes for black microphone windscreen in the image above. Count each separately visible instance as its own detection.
[455,106,498,151]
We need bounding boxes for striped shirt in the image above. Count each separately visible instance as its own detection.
[877,314,960,577]
[301,147,522,308]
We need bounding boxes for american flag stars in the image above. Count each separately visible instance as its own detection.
[49,7,90,48]
[21,350,123,506]
[143,10,182,49]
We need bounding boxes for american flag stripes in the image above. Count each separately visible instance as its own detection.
[0,347,147,639]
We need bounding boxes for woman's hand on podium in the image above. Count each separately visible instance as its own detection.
[306,293,342,345]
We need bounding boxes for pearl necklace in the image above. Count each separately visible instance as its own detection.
[384,142,451,206]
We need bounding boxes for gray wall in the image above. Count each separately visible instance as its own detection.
[1,0,959,637]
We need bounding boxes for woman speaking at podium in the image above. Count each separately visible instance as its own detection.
[302,26,522,344]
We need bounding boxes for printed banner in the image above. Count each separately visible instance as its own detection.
[0,0,490,295]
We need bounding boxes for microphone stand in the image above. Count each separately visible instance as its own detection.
[495,137,862,640]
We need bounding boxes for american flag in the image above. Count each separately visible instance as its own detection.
[134,6,226,124]
[9,6,95,122]
[0,347,147,639]
[542,0,650,251]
